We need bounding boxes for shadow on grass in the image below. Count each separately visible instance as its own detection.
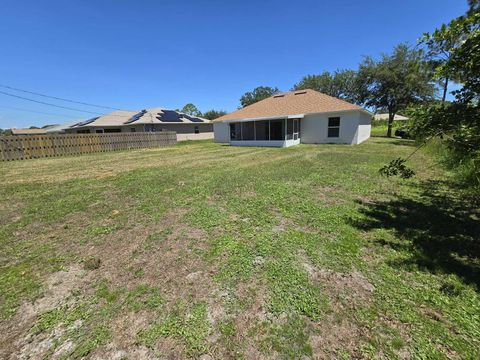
[353,180,480,290]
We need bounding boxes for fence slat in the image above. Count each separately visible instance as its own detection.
[0,132,177,161]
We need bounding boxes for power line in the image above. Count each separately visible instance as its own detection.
[0,105,81,119]
[0,90,104,115]
[0,84,120,110]
[0,86,194,125]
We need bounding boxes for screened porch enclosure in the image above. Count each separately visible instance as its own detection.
[229,118,300,147]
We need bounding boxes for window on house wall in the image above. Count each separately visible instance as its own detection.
[145,124,156,132]
[230,123,242,140]
[95,129,103,134]
[130,128,136,132]
[104,128,121,133]
[194,126,199,134]
[255,121,269,140]
[328,117,340,138]
[77,129,90,134]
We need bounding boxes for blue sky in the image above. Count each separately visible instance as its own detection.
[0,0,468,128]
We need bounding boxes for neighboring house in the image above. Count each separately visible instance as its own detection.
[11,123,81,135]
[213,89,372,147]
[65,108,213,140]
[373,113,409,121]
[44,122,79,134]
[11,128,48,135]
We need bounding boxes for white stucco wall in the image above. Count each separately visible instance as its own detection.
[355,112,372,144]
[213,110,371,146]
[300,111,361,144]
[213,122,230,143]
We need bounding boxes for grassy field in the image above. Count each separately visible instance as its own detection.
[370,120,408,137]
[0,138,479,359]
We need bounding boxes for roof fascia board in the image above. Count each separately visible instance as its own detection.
[222,114,304,123]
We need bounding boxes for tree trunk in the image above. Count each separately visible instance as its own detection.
[387,112,395,137]
[442,77,449,102]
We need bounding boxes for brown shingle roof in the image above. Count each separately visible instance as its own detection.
[215,89,364,122]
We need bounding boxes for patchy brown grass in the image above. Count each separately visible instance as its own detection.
[1,139,478,359]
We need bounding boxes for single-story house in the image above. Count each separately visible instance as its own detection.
[11,123,79,135]
[213,89,372,147]
[65,108,213,140]
[11,128,49,135]
[373,113,409,121]
[44,121,79,134]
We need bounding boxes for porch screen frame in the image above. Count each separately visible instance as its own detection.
[230,118,293,141]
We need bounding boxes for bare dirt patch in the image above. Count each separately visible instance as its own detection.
[91,312,161,360]
[1,206,219,359]
[0,265,93,359]
[78,207,213,299]
[299,254,375,358]
[204,282,269,360]
[309,313,363,359]
[88,207,220,357]
[314,186,346,206]
[300,255,374,309]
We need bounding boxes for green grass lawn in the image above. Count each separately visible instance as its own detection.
[371,119,408,137]
[0,138,479,359]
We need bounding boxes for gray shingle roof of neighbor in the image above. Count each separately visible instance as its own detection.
[70,108,210,128]
[45,121,86,133]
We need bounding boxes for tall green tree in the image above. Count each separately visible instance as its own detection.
[239,86,279,108]
[441,10,480,103]
[467,0,479,15]
[420,24,463,101]
[180,103,202,117]
[293,70,363,104]
[358,44,435,137]
[409,5,480,186]
[202,109,227,120]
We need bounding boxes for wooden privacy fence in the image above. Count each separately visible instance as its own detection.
[0,132,177,161]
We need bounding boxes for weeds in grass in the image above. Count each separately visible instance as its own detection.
[30,281,166,358]
[265,259,328,320]
[83,256,101,270]
[72,324,111,358]
[2,139,480,358]
[137,301,210,356]
[85,224,120,236]
[258,316,313,359]
[125,284,164,311]
[0,263,41,319]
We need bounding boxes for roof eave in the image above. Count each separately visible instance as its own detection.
[220,114,305,123]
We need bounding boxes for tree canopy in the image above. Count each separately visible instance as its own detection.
[358,44,436,137]
[409,4,480,186]
[179,103,202,117]
[202,109,227,120]
[420,22,463,101]
[239,86,279,108]
[292,70,363,105]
